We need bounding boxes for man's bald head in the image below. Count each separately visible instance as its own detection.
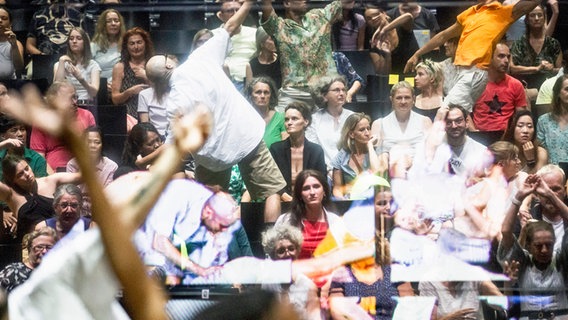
[146,54,179,85]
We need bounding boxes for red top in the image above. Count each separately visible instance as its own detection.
[300,220,328,259]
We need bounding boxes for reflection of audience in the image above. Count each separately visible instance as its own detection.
[276,170,340,259]
[499,173,568,319]
[262,224,320,319]
[269,102,326,200]
[0,227,56,293]
[329,234,414,320]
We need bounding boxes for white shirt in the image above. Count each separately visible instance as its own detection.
[166,28,264,171]
[138,87,169,137]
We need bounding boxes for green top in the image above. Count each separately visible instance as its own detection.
[263,111,286,149]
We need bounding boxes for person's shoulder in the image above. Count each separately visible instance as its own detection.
[102,156,118,169]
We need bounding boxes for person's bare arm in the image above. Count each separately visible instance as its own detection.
[225,0,254,36]
[111,62,146,105]
[8,31,24,77]
[501,174,539,251]
[138,112,149,122]
[404,22,462,73]
[372,12,413,45]
[332,168,344,198]
[152,234,210,277]
[261,0,275,23]
[512,0,542,21]
[480,280,503,296]
[545,0,559,36]
[25,37,42,55]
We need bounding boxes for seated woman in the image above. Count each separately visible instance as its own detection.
[499,173,568,319]
[502,110,548,174]
[536,75,568,164]
[0,227,57,293]
[245,76,287,148]
[245,27,281,90]
[332,113,380,199]
[0,6,24,79]
[329,233,414,319]
[0,155,80,241]
[413,59,444,122]
[275,170,340,259]
[35,184,93,245]
[269,102,326,201]
[261,224,321,320]
[91,9,125,86]
[67,126,118,217]
[371,81,432,173]
[116,122,163,177]
[306,76,354,171]
[53,27,101,109]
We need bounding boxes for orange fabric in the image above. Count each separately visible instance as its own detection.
[454,2,515,69]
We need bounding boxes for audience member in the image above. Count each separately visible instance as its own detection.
[30,81,96,171]
[0,6,23,79]
[372,81,432,164]
[244,76,287,148]
[53,27,101,108]
[332,113,380,199]
[536,75,568,164]
[35,184,93,245]
[510,4,562,99]
[275,169,340,259]
[535,50,566,107]
[138,179,250,285]
[388,0,440,41]
[216,0,257,91]
[471,42,527,132]
[138,55,179,138]
[0,227,56,293]
[329,233,414,319]
[190,29,213,53]
[91,9,125,84]
[502,110,548,174]
[306,76,353,172]
[260,0,343,110]
[380,2,419,74]
[0,154,80,241]
[67,126,117,216]
[146,0,285,222]
[111,27,153,119]
[499,173,568,319]
[270,102,326,201]
[413,59,444,122]
[405,0,541,112]
[118,122,162,174]
[245,27,281,90]
[332,0,365,51]
[26,0,84,55]
[261,224,321,319]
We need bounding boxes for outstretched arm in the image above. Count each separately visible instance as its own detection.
[225,0,254,36]
[261,0,274,23]
[501,174,539,251]
[404,22,462,73]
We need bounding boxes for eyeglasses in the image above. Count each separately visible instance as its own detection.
[32,244,53,252]
[328,88,346,94]
[445,117,465,126]
[59,202,79,209]
[276,245,296,255]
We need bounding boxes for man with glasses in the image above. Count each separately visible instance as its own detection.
[0,227,57,293]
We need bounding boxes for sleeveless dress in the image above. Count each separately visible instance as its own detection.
[120,62,146,118]
[17,194,55,240]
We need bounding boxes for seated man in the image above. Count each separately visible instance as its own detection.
[0,227,57,293]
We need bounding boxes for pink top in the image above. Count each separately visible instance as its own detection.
[299,220,329,259]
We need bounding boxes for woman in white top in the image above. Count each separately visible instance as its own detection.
[53,27,101,106]
[0,6,23,79]
[371,81,432,173]
[91,9,125,85]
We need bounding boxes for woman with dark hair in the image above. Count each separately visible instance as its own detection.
[275,169,340,259]
[0,6,24,79]
[245,76,287,148]
[111,27,154,119]
[537,75,568,164]
[53,27,101,107]
[510,4,562,99]
[91,9,125,83]
[0,154,80,241]
[332,112,379,199]
[332,0,365,51]
[119,122,162,173]
[270,102,327,201]
[245,27,281,89]
[502,110,548,173]
[67,126,118,216]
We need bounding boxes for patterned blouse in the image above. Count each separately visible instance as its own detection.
[511,35,561,88]
[120,61,146,118]
[0,262,33,293]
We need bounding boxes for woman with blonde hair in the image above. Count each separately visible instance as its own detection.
[413,59,444,122]
[91,9,125,83]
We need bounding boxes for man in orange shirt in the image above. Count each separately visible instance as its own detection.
[404,0,540,113]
